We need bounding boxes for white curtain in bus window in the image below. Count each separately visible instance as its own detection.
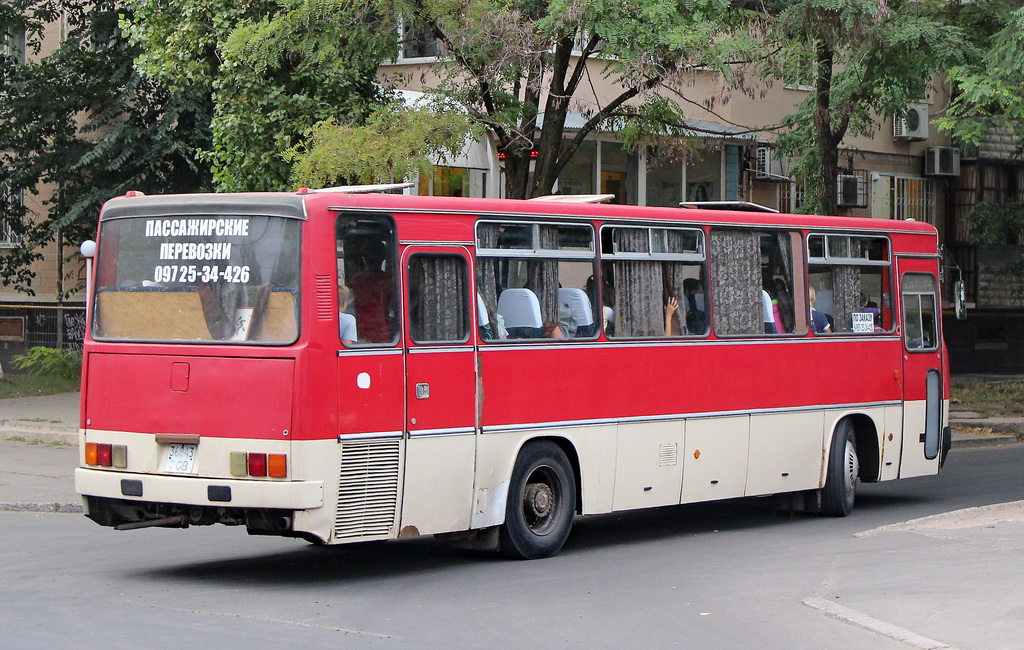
[710,230,760,336]
[902,273,938,350]
[408,255,468,343]
[710,229,798,336]
[808,234,892,335]
[613,228,662,336]
[93,215,301,344]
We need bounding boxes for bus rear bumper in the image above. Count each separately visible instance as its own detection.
[75,467,324,510]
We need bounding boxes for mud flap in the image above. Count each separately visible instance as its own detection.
[940,425,952,468]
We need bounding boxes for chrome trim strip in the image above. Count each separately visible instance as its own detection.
[477,335,898,351]
[408,346,475,354]
[328,206,931,237]
[896,253,941,260]
[338,348,403,357]
[408,427,476,438]
[399,240,472,247]
[337,431,404,442]
[481,401,900,434]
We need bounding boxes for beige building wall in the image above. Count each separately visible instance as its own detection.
[2,13,87,305]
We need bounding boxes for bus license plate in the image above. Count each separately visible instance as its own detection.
[164,443,197,474]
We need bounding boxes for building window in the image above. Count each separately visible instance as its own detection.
[891,177,935,223]
[418,166,468,197]
[1,187,23,247]
[398,13,440,60]
[2,28,26,89]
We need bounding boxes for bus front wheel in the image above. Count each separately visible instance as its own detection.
[820,420,859,516]
[499,441,576,559]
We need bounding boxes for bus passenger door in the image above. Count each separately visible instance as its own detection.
[897,260,943,478]
[399,247,478,535]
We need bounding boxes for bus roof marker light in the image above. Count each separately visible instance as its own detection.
[124,190,145,197]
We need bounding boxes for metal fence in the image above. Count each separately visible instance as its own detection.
[0,303,86,366]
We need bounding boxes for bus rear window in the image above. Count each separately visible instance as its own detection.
[92,215,302,344]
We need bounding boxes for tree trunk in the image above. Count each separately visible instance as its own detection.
[814,41,840,216]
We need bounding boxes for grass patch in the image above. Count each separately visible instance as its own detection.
[0,372,80,399]
[951,380,1024,417]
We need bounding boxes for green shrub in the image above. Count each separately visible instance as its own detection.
[11,347,83,380]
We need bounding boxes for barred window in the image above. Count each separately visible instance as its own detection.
[1,186,23,247]
[891,177,935,223]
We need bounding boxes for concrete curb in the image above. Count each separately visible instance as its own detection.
[952,433,1020,448]
[0,427,78,446]
[0,501,82,513]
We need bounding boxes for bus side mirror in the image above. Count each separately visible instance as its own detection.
[954,280,967,320]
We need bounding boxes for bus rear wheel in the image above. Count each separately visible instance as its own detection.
[499,441,576,559]
[820,420,859,516]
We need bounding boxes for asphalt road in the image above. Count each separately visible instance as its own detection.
[1,444,1022,649]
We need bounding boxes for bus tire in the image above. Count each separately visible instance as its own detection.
[499,441,576,560]
[820,420,859,516]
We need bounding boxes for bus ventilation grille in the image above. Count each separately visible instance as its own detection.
[315,275,334,321]
[335,439,401,540]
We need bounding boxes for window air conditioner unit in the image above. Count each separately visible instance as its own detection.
[924,146,961,177]
[752,146,788,181]
[836,174,867,209]
[893,104,929,140]
[754,147,771,179]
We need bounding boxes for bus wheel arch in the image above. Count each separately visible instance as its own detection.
[847,414,880,483]
[499,438,578,559]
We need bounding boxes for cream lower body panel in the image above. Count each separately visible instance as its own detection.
[898,398,947,479]
[75,467,324,509]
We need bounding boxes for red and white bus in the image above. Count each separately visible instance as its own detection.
[75,190,951,559]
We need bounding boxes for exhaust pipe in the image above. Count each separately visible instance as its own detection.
[115,515,187,531]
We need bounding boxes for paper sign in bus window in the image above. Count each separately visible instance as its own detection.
[852,312,874,333]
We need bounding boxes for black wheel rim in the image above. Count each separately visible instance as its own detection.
[521,465,562,536]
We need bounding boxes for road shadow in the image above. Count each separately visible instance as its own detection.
[129,491,931,586]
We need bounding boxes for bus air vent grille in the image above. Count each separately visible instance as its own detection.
[659,443,678,467]
[315,274,334,321]
[335,439,401,539]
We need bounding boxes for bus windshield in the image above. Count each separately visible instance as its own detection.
[91,214,302,344]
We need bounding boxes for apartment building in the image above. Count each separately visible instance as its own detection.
[2,10,1020,370]
[1,17,87,360]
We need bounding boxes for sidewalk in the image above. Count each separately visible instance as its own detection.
[1,391,1021,513]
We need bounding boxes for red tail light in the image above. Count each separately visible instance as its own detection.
[96,443,113,467]
[247,453,268,477]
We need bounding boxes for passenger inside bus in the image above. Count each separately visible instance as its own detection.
[338,284,357,345]
[682,278,707,334]
[348,238,396,343]
[664,296,679,336]
[761,288,777,334]
[809,286,832,333]
[773,278,795,333]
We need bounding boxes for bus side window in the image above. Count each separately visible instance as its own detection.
[408,254,469,343]
[808,234,892,335]
[710,229,802,337]
[602,226,707,338]
[902,273,938,351]
[336,214,400,345]
[476,221,596,342]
